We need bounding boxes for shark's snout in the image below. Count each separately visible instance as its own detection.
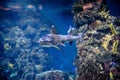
[38,35,54,45]
[38,38,42,45]
[38,38,47,44]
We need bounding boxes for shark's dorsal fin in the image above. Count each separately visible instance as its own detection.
[51,25,57,34]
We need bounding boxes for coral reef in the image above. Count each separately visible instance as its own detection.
[1,25,50,80]
[0,10,51,80]
[1,8,77,80]
[1,0,120,80]
[73,0,120,80]
[35,70,74,80]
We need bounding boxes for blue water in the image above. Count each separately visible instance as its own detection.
[42,0,120,73]
[1,0,120,79]
[0,0,76,76]
[107,0,120,16]
[41,0,76,73]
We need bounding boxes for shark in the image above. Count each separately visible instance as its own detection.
[38,25,87,50]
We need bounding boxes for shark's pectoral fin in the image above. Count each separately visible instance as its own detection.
[41,44,63,52]
[60,42,65,47]
[52,45,62,51]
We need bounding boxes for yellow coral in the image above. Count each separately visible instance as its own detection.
[4,43,11,50]
[112,40,119,54]
[102,22,119,53]
[102,34,112,51]
[109,23,119,53]
[109,23,117,35]
[109,71,114,80]
[8,62,14,68]
[99,7,110,19]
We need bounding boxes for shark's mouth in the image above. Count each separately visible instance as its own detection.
[40,41,53,45]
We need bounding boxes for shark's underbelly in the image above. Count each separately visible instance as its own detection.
[52,35,78,43]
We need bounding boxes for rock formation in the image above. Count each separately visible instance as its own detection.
[73,0,120,80]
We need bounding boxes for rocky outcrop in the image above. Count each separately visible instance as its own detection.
[73,0,120,80]
[35,70,74,80]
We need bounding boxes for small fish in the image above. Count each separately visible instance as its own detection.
[4,43,11,50]
[8,62,14,68]
[38,25,87,50]
[10,72,18,78]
